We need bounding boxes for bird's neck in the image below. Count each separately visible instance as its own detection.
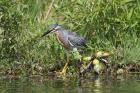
[54,30,62,35]
[55,30,65,47]
[54,31,58,35]
[54,30,59,35]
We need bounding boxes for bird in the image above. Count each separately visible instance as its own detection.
[42,24,87,76]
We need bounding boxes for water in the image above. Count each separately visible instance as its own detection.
[0,74,140,93]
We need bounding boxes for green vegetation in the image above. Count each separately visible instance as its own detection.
[0,0,140,76]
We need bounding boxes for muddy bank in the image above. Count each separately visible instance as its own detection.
[0,60,140,78]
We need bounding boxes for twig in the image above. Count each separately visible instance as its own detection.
[44,0,55,23]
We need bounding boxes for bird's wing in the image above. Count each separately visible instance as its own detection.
[63,30,77,36]
[68,35,87,47]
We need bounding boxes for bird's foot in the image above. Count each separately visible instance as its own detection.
[55,67,68,78]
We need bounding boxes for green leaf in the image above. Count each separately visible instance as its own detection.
[121,0,135,5]
[127,8,133,20]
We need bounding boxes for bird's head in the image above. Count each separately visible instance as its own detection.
[41,24,62,37]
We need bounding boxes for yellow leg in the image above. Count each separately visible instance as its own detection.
[61,62,68,76]
[56,48,82,77]
[56,52,69,77]
[61,52,69,75]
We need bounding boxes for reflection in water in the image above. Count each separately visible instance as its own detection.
[0,75,140,93]
[94,78,102,93]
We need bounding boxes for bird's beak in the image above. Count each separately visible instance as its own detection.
[41,29,53,37]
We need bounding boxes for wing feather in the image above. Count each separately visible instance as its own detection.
[68,36,87,47]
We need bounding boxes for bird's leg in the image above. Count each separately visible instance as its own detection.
[59,50,69,76]
[61,64,68,76]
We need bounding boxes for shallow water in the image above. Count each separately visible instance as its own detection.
[0,74,140,93]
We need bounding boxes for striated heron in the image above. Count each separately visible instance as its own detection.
[42,24,87,76]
